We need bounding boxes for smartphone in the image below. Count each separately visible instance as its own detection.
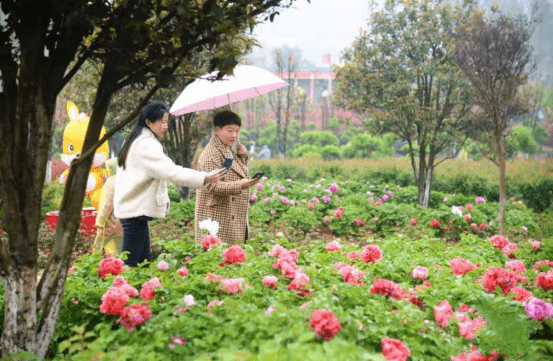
[222,157,234,169]
[252,172,265,179]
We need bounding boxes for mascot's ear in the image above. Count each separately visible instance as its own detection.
[66,101,79,122]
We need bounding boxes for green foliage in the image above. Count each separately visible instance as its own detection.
[342,132,395,159]
[506,125,542,157]
[299,131,340,147]
[320,145,341,161]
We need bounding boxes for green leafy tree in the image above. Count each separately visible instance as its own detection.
[0,0,301,357]
[333,0,473,207]
[451,6,537,235]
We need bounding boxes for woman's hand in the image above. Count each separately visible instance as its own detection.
[237,143,248,158]
[239,177,261,190]
[205,168,228,184]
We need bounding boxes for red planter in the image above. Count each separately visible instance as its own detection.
[45,207,97,237]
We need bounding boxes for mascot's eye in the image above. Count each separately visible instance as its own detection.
[68,144,74,153]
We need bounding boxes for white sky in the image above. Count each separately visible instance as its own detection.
[248,0,373,68]
[247,0,549,69]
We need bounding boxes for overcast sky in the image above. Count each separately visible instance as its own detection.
[248,0,372,68]
[247,0,549,69]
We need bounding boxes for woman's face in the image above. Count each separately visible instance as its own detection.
[147,113,169,139]
[215,124,240,147]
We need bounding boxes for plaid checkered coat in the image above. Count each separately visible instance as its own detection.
[195,134,250,244]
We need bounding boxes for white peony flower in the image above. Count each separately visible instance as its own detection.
[184,294,196,306]
[451,206,463,217]
[199,218,219,235]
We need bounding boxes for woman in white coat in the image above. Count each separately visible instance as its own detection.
[114,101,225,267]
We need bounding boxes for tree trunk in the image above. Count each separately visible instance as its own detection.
[422,153,436,208]
[498,134,506,235]
[0,54,53,357]
[417,144,427,207]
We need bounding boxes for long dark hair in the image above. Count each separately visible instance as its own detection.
[118,101,168,169]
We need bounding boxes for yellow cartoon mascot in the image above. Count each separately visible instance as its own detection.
[59,101,109,210]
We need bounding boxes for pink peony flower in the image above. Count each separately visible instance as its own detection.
[431,218,440,228]
[262,275,279,289]
[309,309,341,341]
[177,266,189,277]
[222,245,247,264]
[412,266,428,280]
[201,234,221,251]
[207,299,224,309]
[112,276,127,288]
[288,272,311,295]
[470,223,478,230]
[307,203,314,210]
[205,273,222,281]
[458,316,486,340]
[536,271,553,291]
[263,197,269,204]
[256,183,264,190]
[117,303,152,332]
[381,338,411,361]
[98,257,125,280]
[280,186,286,192]
[250,193,257,202]
[347,251,360,259]
[466,203,474,211]
[505,260,526,273]
[479,223,486,230]
[289,200,296,206]
[339,265,365,285]
[533,259,553,271]
[184,294,196,306]
[157,260,169,271]
[525,297,553,321]
[100,287,129,315]
[411,218,417,226]
[219,278,244,295]
[531,241,541,250]
[140,277,162,301]
[265,305,276,315]
[329,183,339,193]
[322,195,331,203]
[464,214,472,222]
[509,286,533,302]
[449,257,478,276]
[325,240,341,251]
[268,244,286,258]
[360,245,382,264]
[434,299,454,327]
[475,197,485,203]
[280,196,288,204]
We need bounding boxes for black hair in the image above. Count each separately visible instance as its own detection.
[213,110,241,128]
[117,101,168,169]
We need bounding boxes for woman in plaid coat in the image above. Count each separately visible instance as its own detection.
[195,111,260,244]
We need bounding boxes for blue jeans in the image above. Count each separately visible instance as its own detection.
[120,216,152,267]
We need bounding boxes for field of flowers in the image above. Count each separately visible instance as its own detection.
[1,171,553,360]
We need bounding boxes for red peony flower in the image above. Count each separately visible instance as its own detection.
[338,265,365,285]
[100,287,129,315]
[222,245,247,264]
[309,309,341,341]
[411,218,417,226]
[360,245,382,264]
[268,244,286,258]
[98,257,125,280]
[490,235,509,250]
[434,299,454,328]
[205,273,222,281]
[430,218,440,228]
[381,338,411,361]
[201,234,221,251]
[117,303,152,332]
[533,259,553,271]
[480,267,518,295]
[505,260,526,273]
[370,279,404,300]
[479,223,486,230]
[325,240,341,251]
[448,257,478,276]
[536,271,553,291]
[177,266,189,277]
[347,251,360,259]
[464,214,472,222]
[458,316,486,340]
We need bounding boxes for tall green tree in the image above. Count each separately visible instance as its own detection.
[451,6,536,235]
[0,0,301,358]
[333,0,473,207]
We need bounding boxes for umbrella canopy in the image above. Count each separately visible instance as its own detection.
[170,65,288,116]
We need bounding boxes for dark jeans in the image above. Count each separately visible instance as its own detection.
[120,216,153,267]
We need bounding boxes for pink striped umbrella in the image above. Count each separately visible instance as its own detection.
[170,65,288,116]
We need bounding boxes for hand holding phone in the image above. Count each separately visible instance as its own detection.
[252,172,265,179]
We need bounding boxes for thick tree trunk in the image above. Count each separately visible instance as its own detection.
[422,153,436,208]
[417,144,427,207]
